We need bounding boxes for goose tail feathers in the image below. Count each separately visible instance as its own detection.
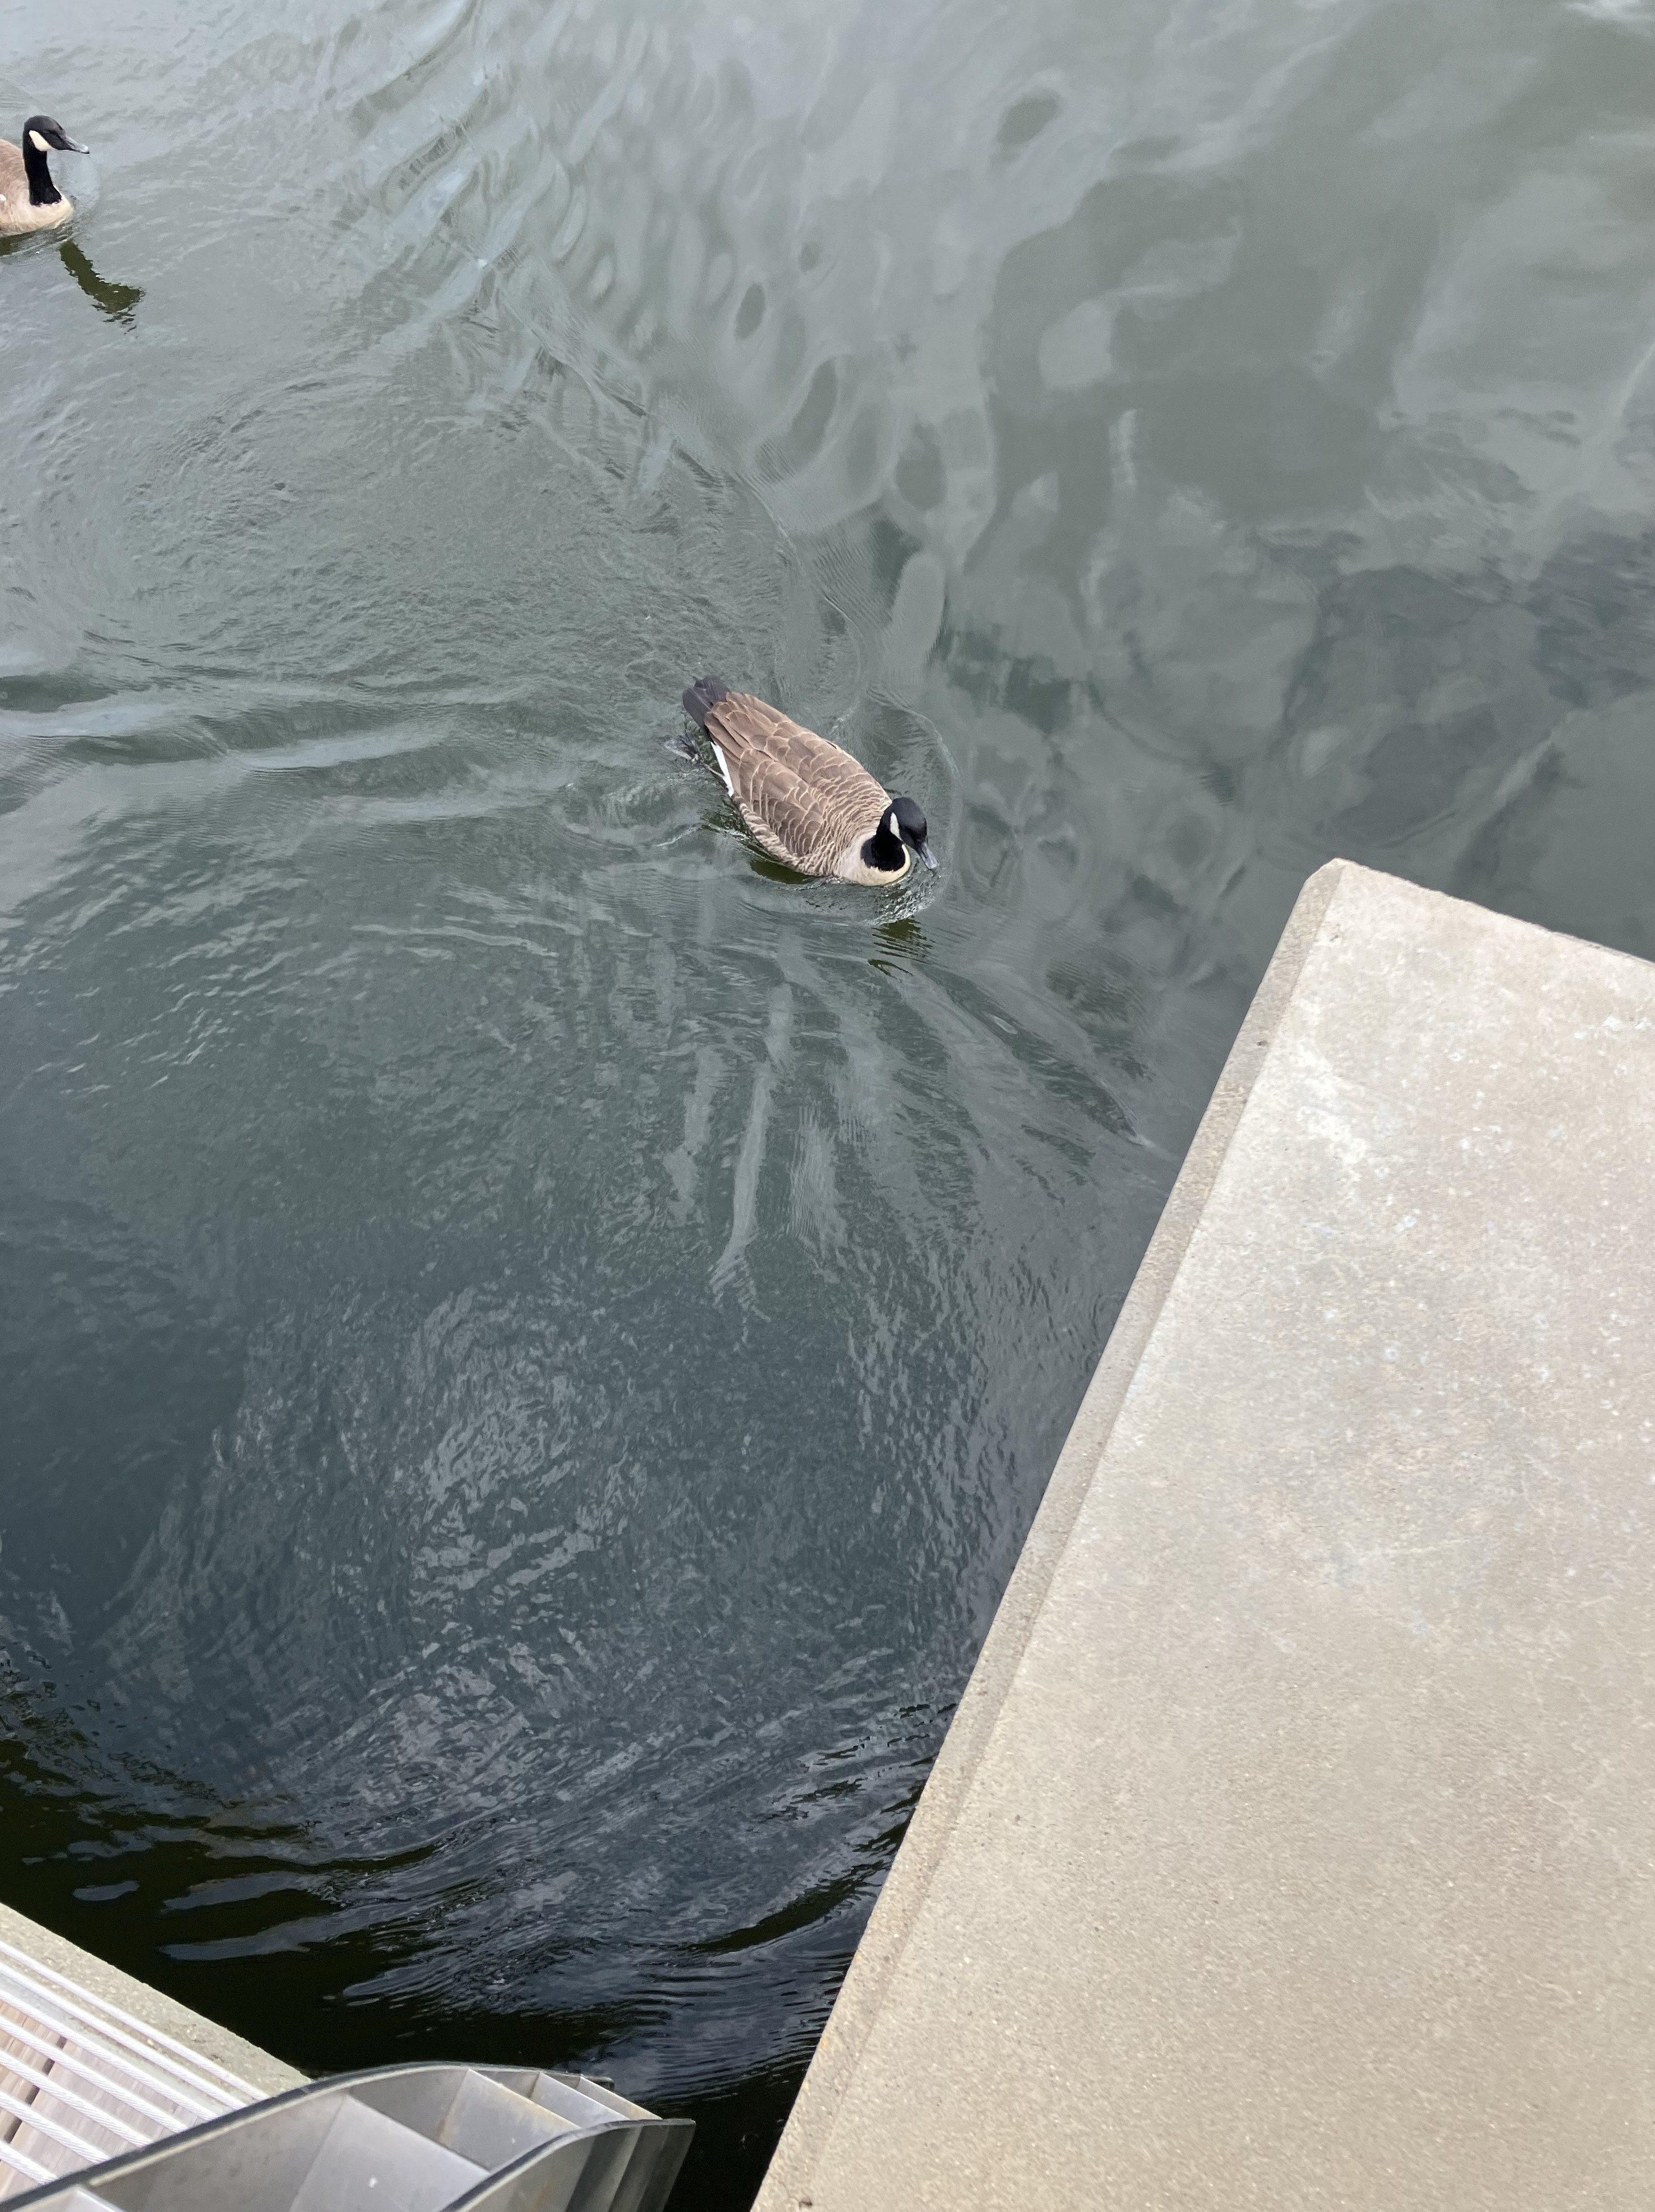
[682,676,729,727]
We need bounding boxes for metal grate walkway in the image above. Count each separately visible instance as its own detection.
[0,1936,259,2197]
[0,1916,690,2210]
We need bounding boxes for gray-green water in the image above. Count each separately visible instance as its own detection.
[6,0,1655,2200]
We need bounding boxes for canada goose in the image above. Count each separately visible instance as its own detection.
[675,678,938,884]
[0,117,89,237]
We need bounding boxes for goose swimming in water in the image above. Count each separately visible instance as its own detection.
[676,678,937,884]
[0,116,88,235]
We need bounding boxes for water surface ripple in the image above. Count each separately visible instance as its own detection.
[6,0,1655,2200]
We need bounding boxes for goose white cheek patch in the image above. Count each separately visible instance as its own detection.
[29,132,50,153]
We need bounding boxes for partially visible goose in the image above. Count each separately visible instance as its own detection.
[677,678,937,884]
[0,116,89,237]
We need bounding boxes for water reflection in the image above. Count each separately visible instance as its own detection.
[0,232,143,324]
[6,0,1655,2208]
[868,916,929,975]
[58,239,141,324]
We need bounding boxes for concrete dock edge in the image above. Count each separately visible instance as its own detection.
[756,859,1348,2210]
[758,856,1655,2210]
[0,1900,305,2100]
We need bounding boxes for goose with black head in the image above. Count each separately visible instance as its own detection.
[677,679,938,885]
[0,116,89,236]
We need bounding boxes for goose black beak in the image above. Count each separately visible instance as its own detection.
[66,139,90,155]
[919,840,938,871]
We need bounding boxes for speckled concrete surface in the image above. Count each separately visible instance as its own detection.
[757,859,1655,2212]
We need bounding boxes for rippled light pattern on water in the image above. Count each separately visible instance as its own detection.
[7,0,1655,2201]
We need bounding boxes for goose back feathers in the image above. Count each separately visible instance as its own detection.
[681,679,934,884]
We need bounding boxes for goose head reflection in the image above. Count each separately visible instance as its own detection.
[59,239,142,324]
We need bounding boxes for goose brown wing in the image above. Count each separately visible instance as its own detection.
[0,141,24,203]
[704,693,888,873]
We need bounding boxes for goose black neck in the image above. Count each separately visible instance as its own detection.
[23,135,61,207]
[861,819,906,874]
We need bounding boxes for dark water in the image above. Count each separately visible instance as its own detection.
[7,0,1655,2200]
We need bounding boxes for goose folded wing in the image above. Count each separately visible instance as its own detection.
[726,749,839,864]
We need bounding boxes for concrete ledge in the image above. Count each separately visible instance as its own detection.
[0,1901,305,2100]
[758,859,1655,2210]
